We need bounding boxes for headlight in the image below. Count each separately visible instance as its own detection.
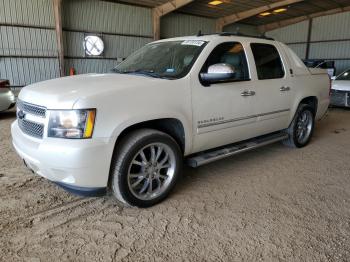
[48,109,96,139]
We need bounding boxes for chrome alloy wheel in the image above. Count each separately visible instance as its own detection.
[127,143,176,201]
[296,110,313,144]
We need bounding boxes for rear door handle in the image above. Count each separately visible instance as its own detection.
[280,86,290,92]
[241,90,256,97]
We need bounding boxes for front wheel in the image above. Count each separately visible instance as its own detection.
[283,104,315,148]
[110,129,182,208]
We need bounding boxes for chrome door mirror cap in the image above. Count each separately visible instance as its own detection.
[200,63,236,86]
[208,63,235,74]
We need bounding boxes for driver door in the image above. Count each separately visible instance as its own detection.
[191,41,259,153]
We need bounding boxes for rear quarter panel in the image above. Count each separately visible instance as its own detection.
[290,73,330,121]
[278,42,330,122]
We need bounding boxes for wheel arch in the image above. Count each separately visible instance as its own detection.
[299,96,318,115]
[289,96,318,127]
[112,118,187,155]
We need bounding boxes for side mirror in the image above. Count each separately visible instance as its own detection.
[200,63,236,86]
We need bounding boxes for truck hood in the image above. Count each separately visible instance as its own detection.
[332,80,350,91]
[19,73,168,109]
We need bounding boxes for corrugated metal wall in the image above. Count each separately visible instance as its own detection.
[266,20,309,43]
[62,0,153,75]
[311,11,350,41]
[310,11,350,73]
[0,0,153,87]
[266,20,309,58]
[3,0,349,87]
[161,13,216,38]
[223,23,260,36]
[267,11,350,74]
[161,13,260,39]
[0,0,55,26]
[63,0,152,36]
[0,0,59,88]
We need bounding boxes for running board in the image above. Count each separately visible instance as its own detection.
[187,132,288,167]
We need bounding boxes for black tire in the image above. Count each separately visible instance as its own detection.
[110,129,183,208]
[283,104,315,148]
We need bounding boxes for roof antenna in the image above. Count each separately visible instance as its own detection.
[235,27,240,35]
[197,30,202,37]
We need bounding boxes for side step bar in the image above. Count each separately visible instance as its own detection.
[187,132,288,167]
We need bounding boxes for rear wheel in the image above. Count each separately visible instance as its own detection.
[283,104,315,148]
[110,129,182,207]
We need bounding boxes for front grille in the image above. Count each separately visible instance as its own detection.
[18,118,44,139]
[17,99,46,117]
[330,90,349,107]
[17,100,46,139]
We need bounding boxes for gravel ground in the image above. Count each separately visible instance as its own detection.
[1,108,350,262]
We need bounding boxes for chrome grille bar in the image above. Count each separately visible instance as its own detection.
[17,100,47,139]
[17,99,46,117]
[18,118,44,139]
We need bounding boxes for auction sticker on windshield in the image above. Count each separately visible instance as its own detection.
[181,40,205,46]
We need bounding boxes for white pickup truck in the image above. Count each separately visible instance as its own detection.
[12,33,330,207]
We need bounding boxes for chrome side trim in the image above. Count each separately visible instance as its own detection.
[197,109,290,129]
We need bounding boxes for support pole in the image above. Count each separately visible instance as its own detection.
[305,18,313,60]
[153,9,161,40]
[53,0,65,77]
[152,0,194,40]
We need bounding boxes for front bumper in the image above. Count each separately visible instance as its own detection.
[330,89,350,107]
[54,182,106,197]
[11,121,113,196]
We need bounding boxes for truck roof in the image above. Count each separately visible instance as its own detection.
[156,32,276,44]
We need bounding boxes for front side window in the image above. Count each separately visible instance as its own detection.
[337,69,350,80]
[251,43,284,80]
[113,40,207,79]
[201,42,250,81]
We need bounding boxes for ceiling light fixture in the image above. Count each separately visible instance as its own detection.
[259,12,271,16]
[208,0,223,6]
[273,8,287,13]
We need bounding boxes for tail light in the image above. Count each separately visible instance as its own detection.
[0,79,10,88]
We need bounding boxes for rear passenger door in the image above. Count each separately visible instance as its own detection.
[249,43,292,134]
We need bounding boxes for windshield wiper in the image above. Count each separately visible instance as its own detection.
[110,68,120,73]
[115,69,174,79]
[124,69,158,77]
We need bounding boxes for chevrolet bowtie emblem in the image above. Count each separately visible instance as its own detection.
[17,110,25,120]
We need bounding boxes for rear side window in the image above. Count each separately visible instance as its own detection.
[251,43,284,80]
[337,69,350,80]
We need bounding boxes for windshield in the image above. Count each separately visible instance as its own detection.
[337,69,350,81]
[113,40,207,79]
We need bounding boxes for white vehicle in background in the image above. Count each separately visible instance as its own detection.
[0,79,16,112]
[11,33,330,207]
[330,68,350,107]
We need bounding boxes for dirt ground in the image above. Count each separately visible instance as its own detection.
[1,108,350,262]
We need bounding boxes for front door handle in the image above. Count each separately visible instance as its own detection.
[241,90,256,97]
[280,86,290,92]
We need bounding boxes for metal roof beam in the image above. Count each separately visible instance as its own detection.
[153,0,194,40]
[216,0,304,32]
[153,0,194,17]
[258,5,350,32]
